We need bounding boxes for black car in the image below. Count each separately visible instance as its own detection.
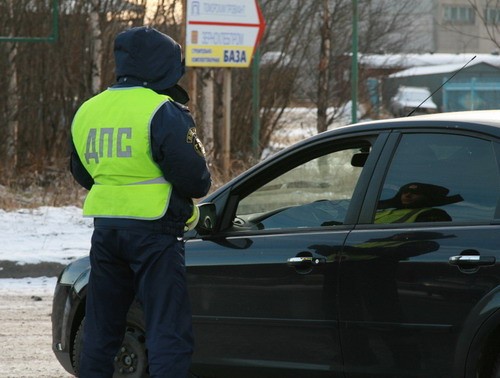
[53,110,500,378]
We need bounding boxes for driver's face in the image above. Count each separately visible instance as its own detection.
[401,190,425,205]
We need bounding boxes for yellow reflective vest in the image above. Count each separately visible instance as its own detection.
[72,87,173,219]
[374,208,432,224]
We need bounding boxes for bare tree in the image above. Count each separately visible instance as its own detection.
[5,41,19,182]
[3,1,21,183]
[220,0,419,167]
[305,0,420,130]
[199,69,215,161]
[90,0,103,95]
[0,0,422,192]
[467,0,500,50]
[317,0,332,134]
[216,0,319,168]
[0,0,150,185]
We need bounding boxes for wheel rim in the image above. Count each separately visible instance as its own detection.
[113,325,147,377]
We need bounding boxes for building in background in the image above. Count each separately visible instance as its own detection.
[361,0,500,116]
[403,0,500,54]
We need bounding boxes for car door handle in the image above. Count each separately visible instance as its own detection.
[287,257,326,266]
[449,255,496,267]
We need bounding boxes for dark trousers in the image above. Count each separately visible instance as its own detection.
[79,227,193,378]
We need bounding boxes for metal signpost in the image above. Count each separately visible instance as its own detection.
[185,0,265,173]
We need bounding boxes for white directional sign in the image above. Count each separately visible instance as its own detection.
[185,0,266,68]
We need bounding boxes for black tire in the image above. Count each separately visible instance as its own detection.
[72,319,84,376]
[71,302,149,378]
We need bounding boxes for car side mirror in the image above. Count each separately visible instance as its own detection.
[196,202,216,234]
[351,152,369,167]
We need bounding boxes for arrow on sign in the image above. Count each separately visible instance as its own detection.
[185,0,266,68]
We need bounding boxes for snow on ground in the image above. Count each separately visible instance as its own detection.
[0,206,92,265]
[0,276,58,295]
[0,207,90,377]
[0,206,92,294]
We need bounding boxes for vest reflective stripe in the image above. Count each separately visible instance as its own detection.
[72,87,173,219]
[374,208,432,224]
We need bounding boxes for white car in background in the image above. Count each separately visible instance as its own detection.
[390,86,438,117]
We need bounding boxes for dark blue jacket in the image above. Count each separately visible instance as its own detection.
[70,27,211,234]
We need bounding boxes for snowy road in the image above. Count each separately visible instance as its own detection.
[0,278,74,378]
[0,207,91,378]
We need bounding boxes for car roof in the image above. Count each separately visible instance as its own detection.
[277,110,500,159]
[336,110,500,134]
[203,110,500,202]
[261,109,500,172]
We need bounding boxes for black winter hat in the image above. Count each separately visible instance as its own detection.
[378,182,464,209]
[114,26,185,91]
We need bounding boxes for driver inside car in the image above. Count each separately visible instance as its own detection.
[374,182,463,224]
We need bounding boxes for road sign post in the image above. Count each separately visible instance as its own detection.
[185,0,265,175]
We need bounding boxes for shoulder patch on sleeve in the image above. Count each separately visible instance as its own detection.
[186,128,206,157]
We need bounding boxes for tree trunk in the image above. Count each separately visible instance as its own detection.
[200,68,215,163]
[6,41,19,180]
[317,0,331,134]
[90,1,102,95]
[5,0,19,180]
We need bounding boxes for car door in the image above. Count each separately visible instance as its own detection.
[340,130,500,377]
[188,134,387,378]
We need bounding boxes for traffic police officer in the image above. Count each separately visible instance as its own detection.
[70,26,211,377]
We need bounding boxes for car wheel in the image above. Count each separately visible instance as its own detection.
[118,306,200,378]
[71,303,149,378]
[113,304,148,378]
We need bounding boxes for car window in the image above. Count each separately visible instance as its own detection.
[233,145,370,230]
[375,133,500,224]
